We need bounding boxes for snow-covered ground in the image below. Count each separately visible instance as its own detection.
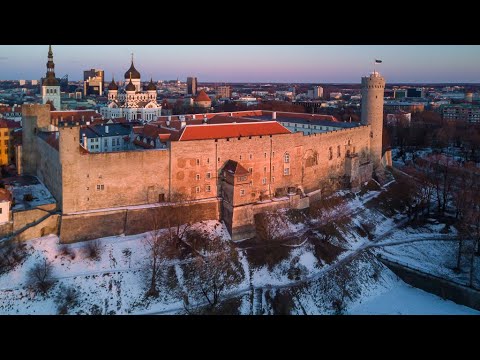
[349,280,479,315]
[1,182,478,315]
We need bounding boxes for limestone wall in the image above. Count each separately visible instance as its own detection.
[36,137,62,205]
[59,126,171,214]
[59,199,220,243]
[14,214,60,242]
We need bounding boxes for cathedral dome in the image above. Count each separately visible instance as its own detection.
[125,79,136,92]
[146,78,156,91]
[124,61,141,80]
[108,78,119,91]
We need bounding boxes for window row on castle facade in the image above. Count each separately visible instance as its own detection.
[195,185,212,193]
[46,88,58,94]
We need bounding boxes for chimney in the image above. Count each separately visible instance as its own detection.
[81,115,84,122]
[203,114,208,123]
[180,116,186,129]
[272,111,276,120]
[229,112,233,117]
[192,115,196,119]
[105,125,109,134]
[86,121,90,125]
[91,116,94,122]
[166,115,171,126]
[82,133,87,148]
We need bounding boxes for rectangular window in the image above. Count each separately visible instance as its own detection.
[239,155,242,160]
[272,177,275,183]
[249,154,253,160]
[248,167,253,173]
[196,186,200,193]
[262,178,267,185]
[205,185,211,192]
[264,152,267,158]
[272,151,275,157]
[272,165,275,172]
[263,166,267,173]
[206,158,210,164]
[196,174,200,180]
[337,145,341,157]
[284,168,290,176]
[249,180,253,186]
[0,208,2,214]
[206,172,211,179]
[240,189,245,196]
[3,132,7,136]
[196,159,200,165]
[96,184,104,190]
[104,139,108,147]
[218,157,220,163]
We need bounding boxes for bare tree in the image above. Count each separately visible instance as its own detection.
[165,192,195,245]
[143,210,176,298]
[0,241,28,275]
[182,235,244,314]
[27,257,55,294]
[254,210,288,242]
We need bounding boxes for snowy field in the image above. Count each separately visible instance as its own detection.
[1,181,479,315]
[349,280,479,315]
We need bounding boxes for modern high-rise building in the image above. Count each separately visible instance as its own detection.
[187,77,197,96]
[83,68,105,96]
[41,45,61,110]
[313,86,323,99]
[216,85,231,99]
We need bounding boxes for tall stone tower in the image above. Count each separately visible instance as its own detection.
[361,71,385,172]
[42,45,61,110]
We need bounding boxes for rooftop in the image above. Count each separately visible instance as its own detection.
[249,115,360,128]
[2,175,56,211]
[178,121,291,141]
[80,123,132,139]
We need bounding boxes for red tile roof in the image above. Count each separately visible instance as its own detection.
[0,119,21,129]
[51,110,103,125]
[178,121,291,141]
[223,160,249,176]
[0,188,12,203]
[194,90,211,102]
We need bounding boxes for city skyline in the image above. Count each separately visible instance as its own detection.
[0,45,479,83]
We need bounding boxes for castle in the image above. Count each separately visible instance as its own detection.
[22,47,387,242]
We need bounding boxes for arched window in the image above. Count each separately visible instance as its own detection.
[284,152,290,163]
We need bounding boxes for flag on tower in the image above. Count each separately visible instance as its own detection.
[375,59,382,63]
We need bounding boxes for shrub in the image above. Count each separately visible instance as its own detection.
[26,257,55,294]
[55,284,80,315]
[85,240,102,261]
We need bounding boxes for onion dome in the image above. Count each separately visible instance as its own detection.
[108,77,119,91]
[124,59,141,79]
[125,77,136,92]
[146,78,156,91]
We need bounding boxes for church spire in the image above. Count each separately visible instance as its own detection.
[43,45,59,86]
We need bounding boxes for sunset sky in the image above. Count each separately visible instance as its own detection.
[1,45,479,83]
